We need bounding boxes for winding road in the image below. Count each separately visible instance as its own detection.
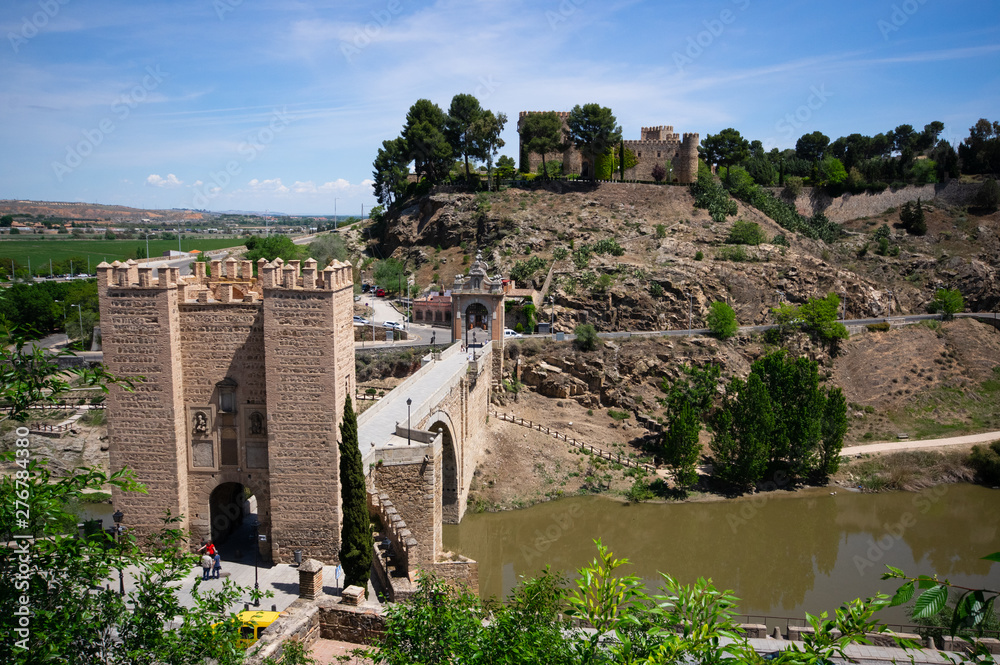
[841,430,1000,457]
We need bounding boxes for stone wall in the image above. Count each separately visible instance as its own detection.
[264,288,345,563]
[98,257,356,563]
[779,181,979,223]
[99,280,189,544]
[371,443,441,569]
[354,325,409,342]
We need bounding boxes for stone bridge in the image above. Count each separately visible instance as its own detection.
[358,342,492,593]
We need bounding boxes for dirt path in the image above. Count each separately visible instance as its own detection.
[842,430,1000,457]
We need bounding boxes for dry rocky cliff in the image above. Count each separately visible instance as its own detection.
[374,181,999,334]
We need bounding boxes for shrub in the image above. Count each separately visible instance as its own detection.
[574,323,599,351]
[691,173,737,222]
[591,237,625,256]
[651,162,667,182]
[655,224,666,239]
[649,282,664,297]
[783,176,803,199]
[975,178,1000,212]
[694,250,704,261]
[510,255,547,285]
[553,246,568,261]
[968,440,1000,485]
[706,301,738,339]
[771,233,789,247]
[899,199,927,236]
[607,408,630,421]
[927,288,964,319]
[726,220,766,245]
[866,322,891,332]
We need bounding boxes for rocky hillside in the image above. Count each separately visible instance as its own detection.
[373,181,999,332]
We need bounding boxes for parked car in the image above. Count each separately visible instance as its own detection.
[361,283,371,293]
[353,316,370,325]
[382,321,405,331]
[375,288,386,297]
[504,328,523,339]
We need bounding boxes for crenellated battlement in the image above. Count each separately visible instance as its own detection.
[97,256,353,304]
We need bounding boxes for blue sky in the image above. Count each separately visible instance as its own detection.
[1,0,998,216]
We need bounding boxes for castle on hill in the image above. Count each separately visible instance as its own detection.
[517,111,700,183]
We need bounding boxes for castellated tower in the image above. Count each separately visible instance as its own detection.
[517,113,700,183]
[97,256,355,563]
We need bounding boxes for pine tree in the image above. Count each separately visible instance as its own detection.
[338,395,373,590]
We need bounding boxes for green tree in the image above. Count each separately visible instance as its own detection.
[820,387,847,476]
[244,235,301,264]
[338,395,372,591]
[975,178,1000,212]
[774,292,848,348]
[306,233,348,267]
[445,93,484,183]
[496,154,516,179]
[402,99,452,183]
[373,258,407,295]
[710,373,773,490]
[372,136,409,207]
[726,220,766,245]
[819,156,848,184]
[929,287,964,320]
[0,215,12,227]
[706,301,739,340]
[566,104,622,181]
[520,111,567,179]
[899,198,927,235]
[699,128,750,185]
[662,401,701,487]
[795,131,830,163]
[472,109,507,191]
[574,323,599,351]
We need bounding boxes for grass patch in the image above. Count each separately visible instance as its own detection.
[842,450,976,492]
[0,237,244,268]
[886,370,1000,439]
[607,408,630,421]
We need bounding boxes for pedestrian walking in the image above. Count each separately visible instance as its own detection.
[206,542,216,557]
[200,553,212,581]
[212,552,222,579]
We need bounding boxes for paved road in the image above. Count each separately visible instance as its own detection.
[842,430,1000,457]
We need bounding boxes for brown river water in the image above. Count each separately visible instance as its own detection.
[444,484,1000,624]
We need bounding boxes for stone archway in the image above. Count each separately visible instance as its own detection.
[464,302,490,347]
[194,473,271,560]
[427,413,460,523]
[209,482,246,545]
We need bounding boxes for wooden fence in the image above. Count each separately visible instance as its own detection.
[491,410,656,473]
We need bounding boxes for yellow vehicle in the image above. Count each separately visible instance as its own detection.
[215,610,281,647]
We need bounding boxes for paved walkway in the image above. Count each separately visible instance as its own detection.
[357,344,473,462]
[745,636,999,663]
[842,430,1000,457]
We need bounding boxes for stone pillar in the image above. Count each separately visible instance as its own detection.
[224,257,238,279]
[341,586,364,606]
[137,267,153,287]
[242,260,254,280]
[210,259,222,279]
[298,559,324,600]
[194,261,207,283]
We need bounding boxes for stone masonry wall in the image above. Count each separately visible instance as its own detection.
[373,444,441,569]
[264,289,343,563]
[100,283,190,542]
[781,180,979,223]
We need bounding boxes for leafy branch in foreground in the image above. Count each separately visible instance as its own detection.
[0,319,135,422]
[881,553,1000,650]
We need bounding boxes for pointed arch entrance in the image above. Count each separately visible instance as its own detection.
[464,302,490,348]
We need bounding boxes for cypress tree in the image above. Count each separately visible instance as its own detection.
[662,401,701,487]
[338,395,373,590]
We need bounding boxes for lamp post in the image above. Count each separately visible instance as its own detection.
[686,292,693,332]
[72,304,84,350]
[144,232,149,261]
[112,509,125,595]
[406,398,412,446]
[550,296,555,334]
[253,520,260,607]
[842,291,848,321]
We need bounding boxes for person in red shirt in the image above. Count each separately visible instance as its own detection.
[204,542,216,557]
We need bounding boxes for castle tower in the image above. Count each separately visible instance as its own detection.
[675,133,701,184]
[97,257,355,563]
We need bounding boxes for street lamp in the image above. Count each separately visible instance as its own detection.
[406,398,412,446]
[685,292,693,332]
[550,296,555,334]
[112,509,125,595]
[253,521,260,606]
[72,304,84,350]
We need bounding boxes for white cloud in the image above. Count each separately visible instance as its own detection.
[146,173,183,188]
[247,178,290,194]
